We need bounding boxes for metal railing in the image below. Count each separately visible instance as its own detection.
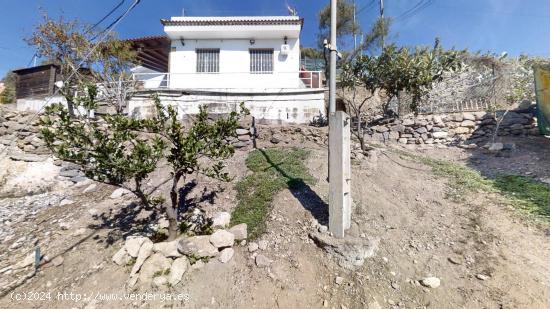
[131,71,324,90]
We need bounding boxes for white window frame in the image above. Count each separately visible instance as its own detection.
[249,49,274,74]
[196,49,220,73]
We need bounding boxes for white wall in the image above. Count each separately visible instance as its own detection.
[17,96,91,116]
[128,89,325,124]
[17,96,66,112]
[168,38,301,89]
[131,66,167,88]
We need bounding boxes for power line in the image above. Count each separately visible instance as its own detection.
[91,0,140,41]
[87,0,126,33]
[357,0,377,15]
[0,0,142,159]
[397,0,435,21]
[396,0,427,19]
[24,0,130,74]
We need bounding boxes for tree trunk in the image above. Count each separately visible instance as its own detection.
[67,100,75,117]
[167,172,183,240]
[356,112,365,151]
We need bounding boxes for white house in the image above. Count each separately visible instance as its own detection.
[129,15,325,124]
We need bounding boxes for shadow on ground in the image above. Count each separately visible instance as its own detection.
[89,183,223,246]
[258,148,329,225]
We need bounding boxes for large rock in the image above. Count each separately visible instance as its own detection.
[390,124,405,133]
[432,115,444,125]
[59,169,82,178]
[110,187,130,199]
[218,248,234,263]
[112,247,131,266]
[373,126,388,133]
[309,232,379,269]
[168,256,189,286]
[212,212,231,228]
[177,236,219,258]
[402,119,414,126]
[454,127,470,134]
[153,240,183,258]
[138,253,172,286]
[128,239,154,287]
[82,184,97,194]
[432,131,448,139]
[460,120,476,128]
[9,153,47,162]
[236,128,249,135]
[228,224,248,240]
[462,113,475,121]
[209,230,235,248]
[415,127,428,134]
[488,142,504,152]
[125,236,148,258]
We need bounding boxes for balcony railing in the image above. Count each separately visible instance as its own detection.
[131,71,323,90]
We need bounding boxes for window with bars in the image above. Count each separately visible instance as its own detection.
[250,49,273,74]
[196,49,220,73]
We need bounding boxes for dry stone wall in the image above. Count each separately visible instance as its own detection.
[0,107,48,155]
[0,104,541,161]
[365,108,539,147]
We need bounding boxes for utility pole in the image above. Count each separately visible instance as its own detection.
[353,0,357,51]
[379,0,385,48]
[328,0,351,238]
[329,0,337,114]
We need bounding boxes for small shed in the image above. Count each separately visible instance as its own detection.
[12,64,60,99]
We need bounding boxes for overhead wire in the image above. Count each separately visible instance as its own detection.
[356,0,377,15]
[87,0,126,33]
[22,0,129,75]
[0,0,142,158]
[397,0,435,21]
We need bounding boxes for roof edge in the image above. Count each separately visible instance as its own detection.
[160,17,303,27]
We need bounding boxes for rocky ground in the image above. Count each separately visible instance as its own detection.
[0,108,549,308]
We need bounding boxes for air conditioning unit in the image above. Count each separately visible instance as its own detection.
[280,44,290,56]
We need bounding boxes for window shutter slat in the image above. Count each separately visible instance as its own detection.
[250,49,273,74]
[196,49,219,73]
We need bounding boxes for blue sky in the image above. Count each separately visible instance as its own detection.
[1,0,549,77]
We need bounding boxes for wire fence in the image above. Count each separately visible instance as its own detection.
[398,97,492,115]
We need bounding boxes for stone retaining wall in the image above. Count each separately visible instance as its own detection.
[364,108,539,147]
[0,105,541,159]
[0,106,257,155]
[0,108,48,155]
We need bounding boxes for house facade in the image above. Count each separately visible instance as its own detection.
[14,15,326,124]
[129,15,325,124]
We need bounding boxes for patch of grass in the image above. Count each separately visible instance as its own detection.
[150,229,169,243]
[187,254,210,265]
[231,148,315,239]
[493,175,550,218]
[398,151,492,201]
[127,257,136,266]
[397,149,550,222]
[153,269,170,277]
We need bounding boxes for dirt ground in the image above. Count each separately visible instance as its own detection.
[1,134,549,309]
